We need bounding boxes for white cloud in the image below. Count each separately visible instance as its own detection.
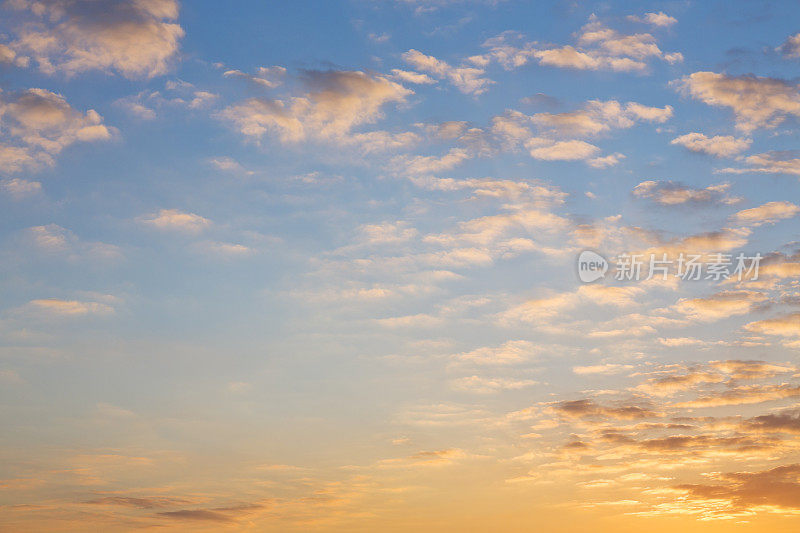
[0,88,112,173]
[777,33,800,58]
[390,69,436,85]
[745,312,800,337]
[628,12,677,27]
[532,100,672,137]
[24,224,122,261]
[7,0,184,78]
[223,66,287,88]
[718,151,800,176]
[402,49,493,95]
[450,375,538,394]
[633,181,738,205]
[588,153,625,168]
[453,340,539,365]
[733,201,800,226]
[218,69,412,147]
[675,72,800,132]
[1,177,41,199]
[527,139,600,161]
[193,241,253,257]
[482,16,682,73]
[675,291,767,321]
[140,209,211,234]
[0,43,29,67]
[671,132,751,157]
[26,298,114,316]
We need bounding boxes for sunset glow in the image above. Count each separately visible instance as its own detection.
[1,1,800,531]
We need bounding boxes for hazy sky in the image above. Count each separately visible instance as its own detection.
[1,0,800,531]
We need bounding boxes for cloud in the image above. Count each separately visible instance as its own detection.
[6,0,183,78]
[85,496,193,509]
[157,510,233,522]
[116,80,219,120]
[670,132,751,157]
[745,312,800,337]
[553,399,656,420]
[483,99,670,166]
[778,33,800,58]
[393,147,471,177]
[193,241,253,258]
[734,201,800,226]
[450,375,538,393]
[0,42,29,67]
[531,100,672,137]
[390,68,436,85]
[677,383,800,407]
[0,88,112,173]
[573,364,633,375]
[223,65,286,88]
[633,226,751,257]
[675,72,800,132]
[588,152,625,168]
[628,12,678,27]
[140,209,211,234]
[24,224,121,261]
[402,49,492,95]
[743,410,800,434]
[501,285,643,325]
[677,465,800,511]
[1,177,41,199]
[208,156,252,174]
[482,16,682,73]
[453,340,538,365]
[710,360,794,379]
[218,69,412,147]
[527,139,600,161]
[633,180,738,205]
[392,448,468,467]
[26,298,114,316]
[675,290,766,321]
[718,150,800,176]
[759,252,800,279]
[636,368,726,396]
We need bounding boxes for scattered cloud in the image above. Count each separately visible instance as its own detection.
[390,68,436,84]
[670,132,751,157]
[402,49,493,95]
[0,88,112,173]
[675,290,766,321]
[450,375,538,393]
[633,180,738,205]
[627,12,677,27]
[734,201,800,226]
[745,312,800,337]
[26,298,114,316]
[1,177,41,199]
[223,65,287,88]
[140,209,211,234]
[6,0,184,78]
[482,16,682,73]
[218,69,413,148]
[718,151,800,176]
[777,33,800,58]
[675,72,800,132]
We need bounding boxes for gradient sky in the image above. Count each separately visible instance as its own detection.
[1,1,800,531]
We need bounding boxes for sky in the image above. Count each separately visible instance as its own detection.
[1,0,800,531]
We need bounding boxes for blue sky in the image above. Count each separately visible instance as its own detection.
[1,1,800,531]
